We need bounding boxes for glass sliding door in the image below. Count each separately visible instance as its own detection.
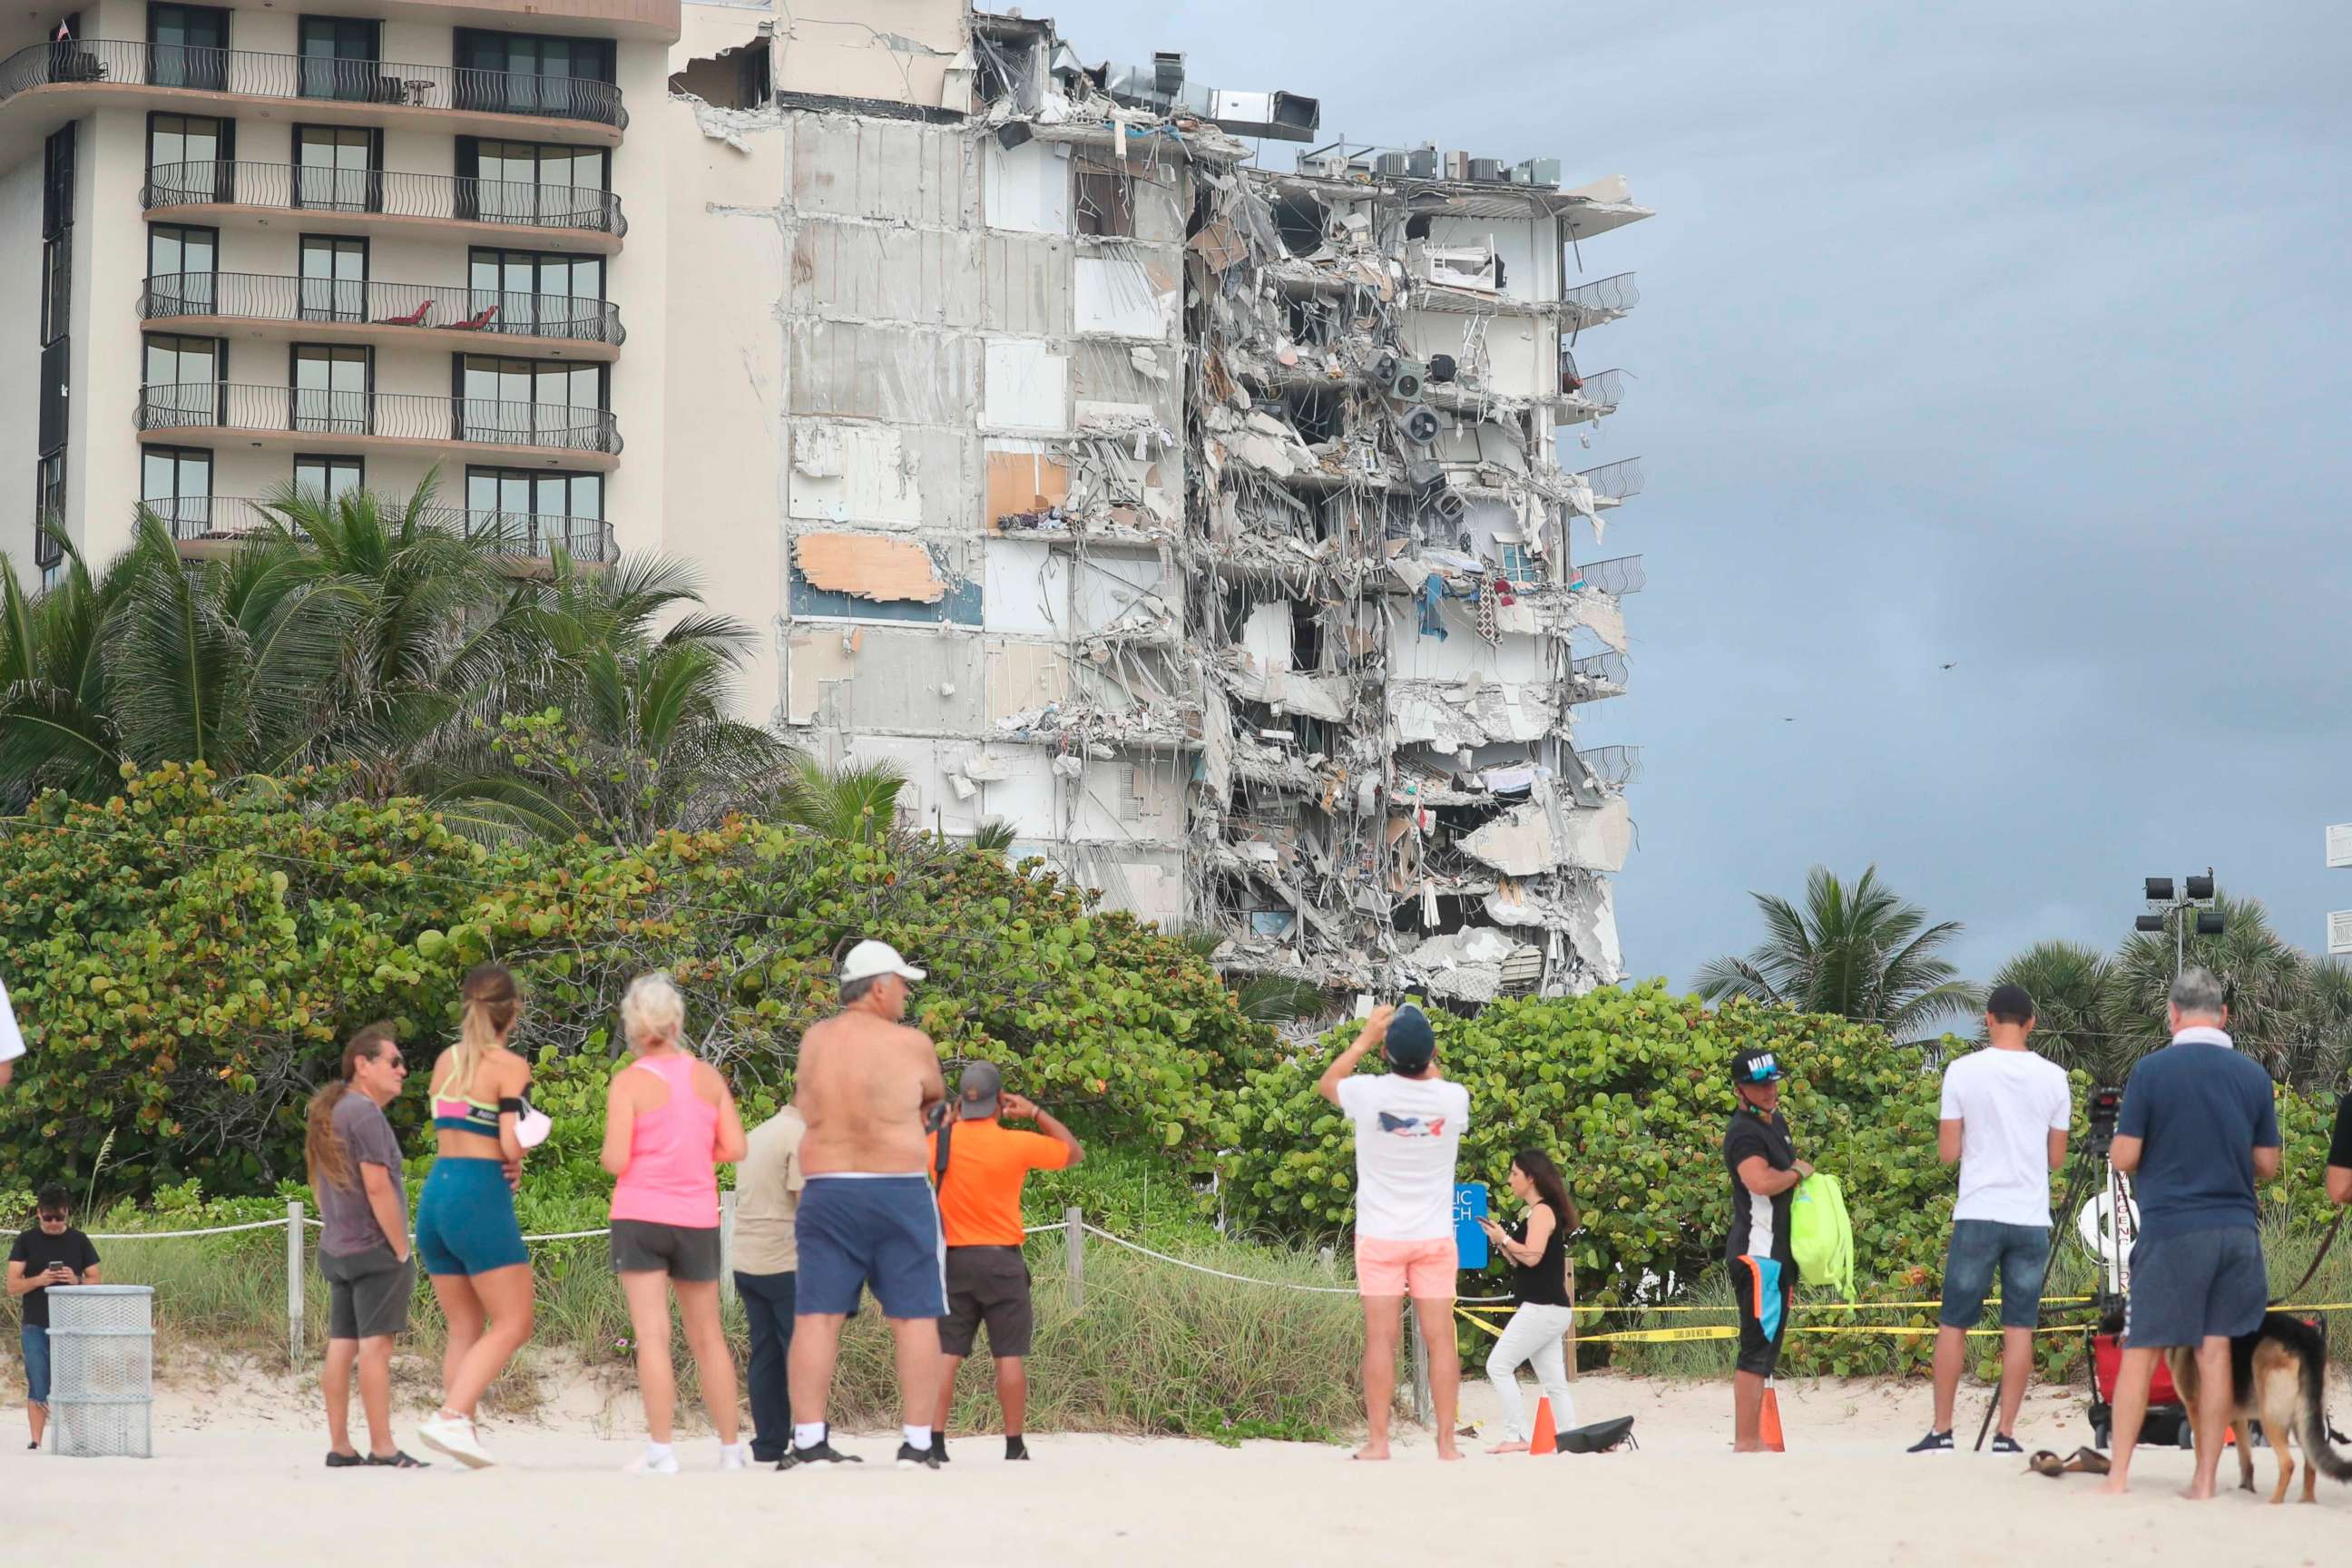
[455,30,615,117]
[293,125,377,213]
[299,235,366,323]
[469,248,604,340]
[459,356,605,449]
[142,446,215,537]
[146,224,219,317]
[291,344,369,434]
[149,5,229,93]
[461,140,607,228]
[293,455,362,505]
[147,114,232,207]
[142,335,223,428]
[298,16,381,102]
[466,466,601,555]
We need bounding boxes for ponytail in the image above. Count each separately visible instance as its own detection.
[307,1023,398,1192]
[448,963,520,1101]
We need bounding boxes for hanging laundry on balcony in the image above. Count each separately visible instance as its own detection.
[1416,574,1448,639]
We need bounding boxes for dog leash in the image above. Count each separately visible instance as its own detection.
[2271,1208,2347,1308]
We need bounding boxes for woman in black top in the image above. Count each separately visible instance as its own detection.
[1475,1150,1578,1452]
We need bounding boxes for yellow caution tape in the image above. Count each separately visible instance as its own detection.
[1456,1302,2352,1345]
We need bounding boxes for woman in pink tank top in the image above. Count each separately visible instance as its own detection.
[600,973,749,1473]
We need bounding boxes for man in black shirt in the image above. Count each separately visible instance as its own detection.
[7,1184,103,1450]
[1723,1046,1811,1453]
[2328,1093,2352,1207]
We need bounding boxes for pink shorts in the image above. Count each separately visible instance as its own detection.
[1356,1236,1458,1299]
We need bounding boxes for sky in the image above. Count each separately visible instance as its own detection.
[1046,0,2352,990]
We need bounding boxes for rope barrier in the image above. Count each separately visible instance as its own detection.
[87,1217,293,1240]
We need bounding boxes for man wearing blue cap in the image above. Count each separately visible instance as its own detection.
[1724,1044,1810,1452]
[1318,1002,1470,1462]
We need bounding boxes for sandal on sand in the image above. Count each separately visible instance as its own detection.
[2028,1451,2066,1478]
[2063,1446,2111,1476]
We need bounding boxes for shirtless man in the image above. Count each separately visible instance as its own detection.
[781,939,949,1471]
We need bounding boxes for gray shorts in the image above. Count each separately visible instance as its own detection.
[2122,1227,2268,1349]
[322,1244,415,1340]
[610,1220,721,1282]
[939,1246,1034,1358]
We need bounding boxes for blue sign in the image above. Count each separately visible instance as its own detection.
[1454,1181,1490,1269]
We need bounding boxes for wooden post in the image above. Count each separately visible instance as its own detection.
[1064,1206,1084,1310]
[719,1190,738,1305]
[1407,1308,1431,1426]
[286,1200,305,1370]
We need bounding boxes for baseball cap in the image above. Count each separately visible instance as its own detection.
[1384,1004,1436,1072]
[956,1061,1003,1120]
[1730,1046,1784,1086]
[839,939,926,985]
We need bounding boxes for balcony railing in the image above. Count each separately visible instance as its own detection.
[1570,649,1628,688]
[1562,270,1639,321]
[1573,743,1642,790]
[1568,554,1645,595]
[0,39,626,129]
[136,383,622,456]
[140,272,624,347]
[1575,456,1645,503]
[142,162,627,238]
[146,495,614,562]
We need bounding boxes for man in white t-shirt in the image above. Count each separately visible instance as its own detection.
[1906,983,2071,1455]
[0,975,24,1090]
[1317,1003,1470,1462]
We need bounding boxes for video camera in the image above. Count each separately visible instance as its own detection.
[2083,1085,2123,1156]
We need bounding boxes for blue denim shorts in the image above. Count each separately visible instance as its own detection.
[20,1324,50,1406]
[2123,1227,2268,1349]
[1938,1220,2053,1329]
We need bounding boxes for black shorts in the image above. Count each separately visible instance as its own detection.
[1733,1255,1792,1378]
[323,1244,414,1340]
[610,1220,721,1282]
[939,1246,1034,1358]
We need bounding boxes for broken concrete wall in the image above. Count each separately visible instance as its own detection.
[770,0,965,110]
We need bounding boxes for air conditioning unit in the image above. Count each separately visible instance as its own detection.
[1443,150,1470,181]
[1373,151,1408,177]
[1296,151,1352,179]
[1400,405,1442,445]
[1387,358,1426,401]
[2329,822,2352,868]
[2331,909,2352,957]
[1511,157,1563,186]
[1369,350,1401,387]
[1467,157,1504,182]
[1406,144,1440,179]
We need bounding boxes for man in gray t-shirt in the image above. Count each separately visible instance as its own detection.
[309,1028,424,1467]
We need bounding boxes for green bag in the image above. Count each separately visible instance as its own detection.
[1790,1172,1855,1300]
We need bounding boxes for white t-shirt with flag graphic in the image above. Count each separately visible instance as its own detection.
[1337,1073,1471,1241]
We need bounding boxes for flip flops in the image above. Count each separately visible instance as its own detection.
[2027,1446,2110,1478]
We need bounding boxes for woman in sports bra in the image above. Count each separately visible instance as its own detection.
[602,972,749,1473]
[412,963,535,1468]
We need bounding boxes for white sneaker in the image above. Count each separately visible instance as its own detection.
[719,1443,751,1472]
[624,1446,680,1475]
[416,1413,496,1469]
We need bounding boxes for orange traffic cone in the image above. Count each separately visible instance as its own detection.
[1760,1384,1786,1452]
[1530,1397,1557,1456]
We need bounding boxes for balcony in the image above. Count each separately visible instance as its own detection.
[136,385,622,467]
[0,41,624,164]
[141,273,623,360]
[142,162,626,250]
[151,496,615,564]
[1573,456,1645,507]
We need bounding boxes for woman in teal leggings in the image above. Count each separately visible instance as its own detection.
[413,965,534,1467]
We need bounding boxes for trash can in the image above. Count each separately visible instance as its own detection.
[45,1285,153,1458]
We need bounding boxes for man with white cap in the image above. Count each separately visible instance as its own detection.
[783,938,949,1471]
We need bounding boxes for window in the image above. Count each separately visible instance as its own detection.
[146,224,219,317]
[455,30,615,118]
[146,113,233,205]
[34,455,66,545]
[1499,543,1538,586]
[142,334,224,428]
[458,356,605,448]
[43,122,74,234]
[292,344,369,434]
[142,446,214,536]
[468,248,605,339]
[42,239,72,344]
[1073,160,1134,238]
[43,125,75,346]
[457,139,609,228]
[148,5,230,92]
[294,455,363,503]
[39,339,69,453]
[298,16,383,102]
[466,466,602,555]
[299,236,367,323]
[294,125,380,213]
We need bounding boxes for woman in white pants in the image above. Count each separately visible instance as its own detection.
[1476,1150,1579,1453]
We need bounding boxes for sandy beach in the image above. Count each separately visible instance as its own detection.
[11,1364,2350,1566]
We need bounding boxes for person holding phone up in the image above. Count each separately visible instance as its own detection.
[7,1184,102,1449]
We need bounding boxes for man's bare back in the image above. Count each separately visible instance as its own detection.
[795,1009,945,1175]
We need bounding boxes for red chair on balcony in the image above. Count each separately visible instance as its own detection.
[378,299,432,328]
[452,305,500,332]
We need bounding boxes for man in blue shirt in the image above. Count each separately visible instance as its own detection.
[2102,967,2280,1498]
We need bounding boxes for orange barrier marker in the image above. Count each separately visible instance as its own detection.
[1530,1396,1557,1456]
[1760,1384,1786,1452]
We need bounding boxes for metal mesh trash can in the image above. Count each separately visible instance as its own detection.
[46,1286,153,1458]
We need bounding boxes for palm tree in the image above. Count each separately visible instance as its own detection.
[969,818,1020,853]
[1984,939,2128,1081]
[2111,892,2352,1088]
[1693,865,1978,1041]
[772,757,909,847]
[0,537,131,804]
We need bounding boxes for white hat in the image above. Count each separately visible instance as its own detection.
[840,939,926,985]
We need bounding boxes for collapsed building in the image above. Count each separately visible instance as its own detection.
[667,3,1651,1003]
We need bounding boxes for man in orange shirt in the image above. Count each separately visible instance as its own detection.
[927,1062,1083,1461]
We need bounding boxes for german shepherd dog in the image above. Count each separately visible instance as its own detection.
[2167,1312,2352,1504]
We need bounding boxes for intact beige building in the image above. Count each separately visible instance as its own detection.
[1,0,1650,1003]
